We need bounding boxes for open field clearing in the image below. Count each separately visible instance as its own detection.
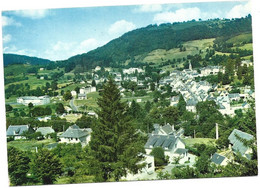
[8,139,56,151]
[183,138,216,147]
[227,33,252,45]
[142,38,215,64]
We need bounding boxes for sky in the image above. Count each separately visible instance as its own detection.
[1,0,252,61]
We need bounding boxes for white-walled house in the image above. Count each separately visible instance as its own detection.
[59,125,92,146]
[124,154,155,180]
[78,93,87,100]
[144,135,188,163]
[6,125,34,140]
[71,90,77,97]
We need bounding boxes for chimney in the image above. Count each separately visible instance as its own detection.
[216,123,219,140]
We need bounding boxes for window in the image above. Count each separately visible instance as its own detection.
[148,163,152,168]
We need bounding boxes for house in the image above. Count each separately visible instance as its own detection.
[241,60,253,67]
[211,153,229,166]
[71,90,77,97]
[115,76,122,82]
[17,95,50,106]
[79,87,86,94]
[200,66,222,76]
[136,99,142,103]
[95,66,101,71]
[59,124,92,146]
[152,123,175,135]
[6,125,34,140]
[123,154,155,180]
[123,68,144,74]
[78,93,87,100]
[144,135,187,163]
[170,96,179,106]
[186,99,197,113]
[36,127,55,138]
[228,93,241,102]
[228,129,254,159]
[37,116,51,122]
[85,86,96,94]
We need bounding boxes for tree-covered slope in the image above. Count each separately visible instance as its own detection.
[65,15,252,70]
[3,53,52,67]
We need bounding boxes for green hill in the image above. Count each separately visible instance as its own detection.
[3,53,52,67]
[61,15,252,71]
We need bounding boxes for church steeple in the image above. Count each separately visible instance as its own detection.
[189,61,192,71]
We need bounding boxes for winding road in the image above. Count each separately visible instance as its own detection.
[69,97,78,111]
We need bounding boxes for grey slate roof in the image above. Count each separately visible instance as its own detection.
[161,124,173,135]
[228,129,254,155]
[211,153,226,165]
[174,148,188,155]
[145,135,180,151]
[186,99,198,106]
[228,93,240,99]
[78,93,86,97]
[6,125,32,136]
[36,127,55,136]
[59,124,90,138]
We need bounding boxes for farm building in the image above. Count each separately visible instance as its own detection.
[17,95,50,106]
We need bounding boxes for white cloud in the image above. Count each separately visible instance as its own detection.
[44,38,104,60]
[2,16,21,27]
[134,4,163,12]
[108,20,136,36]
[13,9,49,19]
[153,7,201,24]
[2,34,12,43]
[75,38,99,54]
[226,1,251,19]
[3,45,37,57]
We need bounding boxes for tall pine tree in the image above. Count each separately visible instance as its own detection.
[88,78,145,182]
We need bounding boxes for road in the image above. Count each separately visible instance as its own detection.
[69,97,78,111]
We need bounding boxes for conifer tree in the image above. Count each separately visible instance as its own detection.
[87,78,145,182]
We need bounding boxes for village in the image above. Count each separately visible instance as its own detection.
[6,59,256,181]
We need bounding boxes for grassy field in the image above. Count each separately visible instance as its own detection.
[142,38,215,64]
[7,139,56,151]
[4,66,66,90]
[227,33,252,45]
[55,175,94,184]
[60,113,83,122]
[74,92,100,110]
[4,64,32,76]
[232,43,253,51]
[183,138,216,147]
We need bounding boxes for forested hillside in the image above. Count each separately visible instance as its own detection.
[3,54,52,66]
[60,15,252,71]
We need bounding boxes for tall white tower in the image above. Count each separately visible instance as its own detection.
[216,123,219,140]
[189,61,192,71]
